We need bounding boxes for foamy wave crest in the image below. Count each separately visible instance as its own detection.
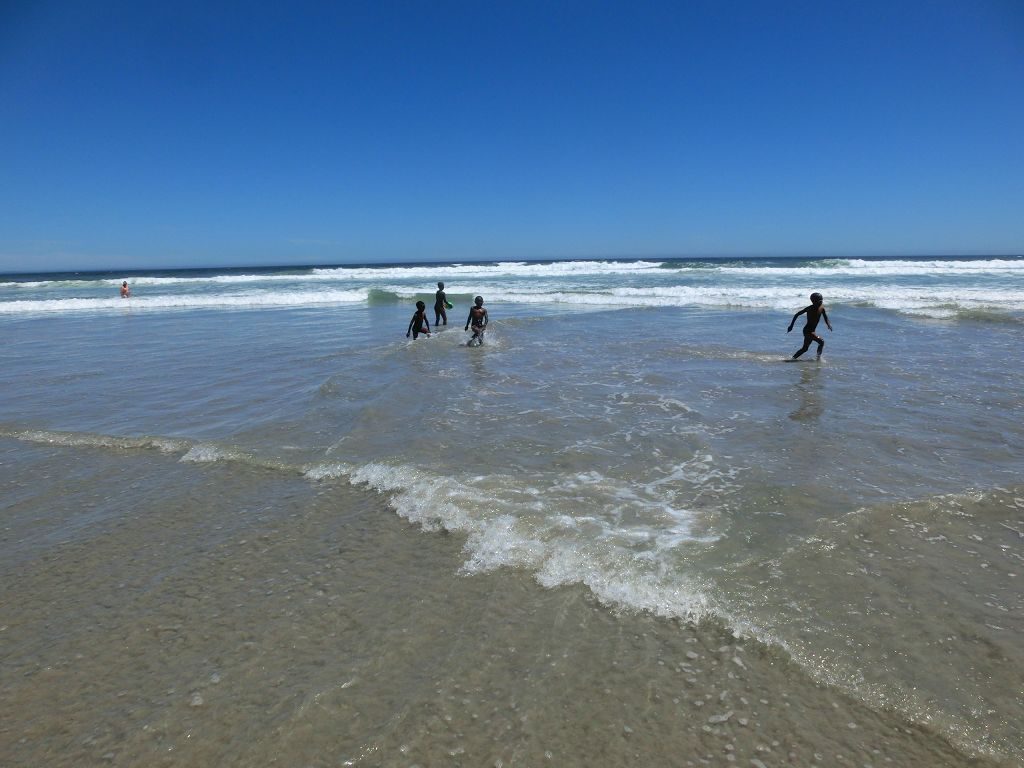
[177,444,299,474]
[312,260,667,281]
[122,273,323,286]
[302,462,355,480]
[2,428,190,453]
[0,279,81,288]
[0,425,735,630]
[0,274,346,289]
[536,543,712,619]
[0,290,368,314]
[713,257,1024,278]
[347,462,479,533]
[437,284,1024,316]
[6,257,1021,292]
[1,427,321,477]
[179,444,244,463]
[2,261,667,289]
[341,461,720,622]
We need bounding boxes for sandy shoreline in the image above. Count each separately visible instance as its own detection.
[0,442,1006,767]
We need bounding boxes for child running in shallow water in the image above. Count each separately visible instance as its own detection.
[464,296,488,346]
[406,300,431,340]
[787,292,833,359]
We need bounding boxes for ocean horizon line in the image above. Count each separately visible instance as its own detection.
[3,252,1022,280]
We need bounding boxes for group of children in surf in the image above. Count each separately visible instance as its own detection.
[406,281,489,346]
[407,284,831,358]
[123,276,827,357]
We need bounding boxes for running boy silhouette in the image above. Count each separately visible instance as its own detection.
[788,292,832,359]
[464,296,488,346]
[407,300,431,339]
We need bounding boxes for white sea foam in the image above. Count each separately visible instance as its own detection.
[338,459,724,623]
[6,283,1018,316]
[4,257,1022,318]
[438,284,1024,315]
[302,462,354,480]
[0,274,335,289]
[712,258,1024,277]
[179,444,241,463]
[3,428,190,453]
[312,260,667,281]
[0,280,75,288]
[348,462,478,532]
[3,257,1022,292]
[0,423,756,649]
[0,422,738,631]
[0,290,368,314]
[534,543,713,621]
[644,453,744,498]
[0,260,666,289]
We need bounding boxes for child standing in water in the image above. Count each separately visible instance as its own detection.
[464,296,488,346]
[407,300,431,339]
[787,292,833,359]
[434,282,448,326]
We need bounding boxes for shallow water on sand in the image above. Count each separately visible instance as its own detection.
[2,258,1023,765]
[0,442,1011,768]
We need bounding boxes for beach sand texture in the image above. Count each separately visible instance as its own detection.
[2,443,1015,768]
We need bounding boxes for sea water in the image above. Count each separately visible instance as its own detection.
[1,257,1022,766]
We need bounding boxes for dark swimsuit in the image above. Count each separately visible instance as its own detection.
[434,291,447,324]
[410,312,429,339]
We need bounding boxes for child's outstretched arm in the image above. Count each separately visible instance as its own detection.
[787,307,808,332]
[822,308,833,332]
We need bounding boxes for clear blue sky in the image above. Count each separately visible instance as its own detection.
[2,0,1022,272]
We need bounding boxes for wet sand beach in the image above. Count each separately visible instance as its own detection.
[0,441,1010,767]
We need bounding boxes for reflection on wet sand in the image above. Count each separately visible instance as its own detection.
[789,363,824,423]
